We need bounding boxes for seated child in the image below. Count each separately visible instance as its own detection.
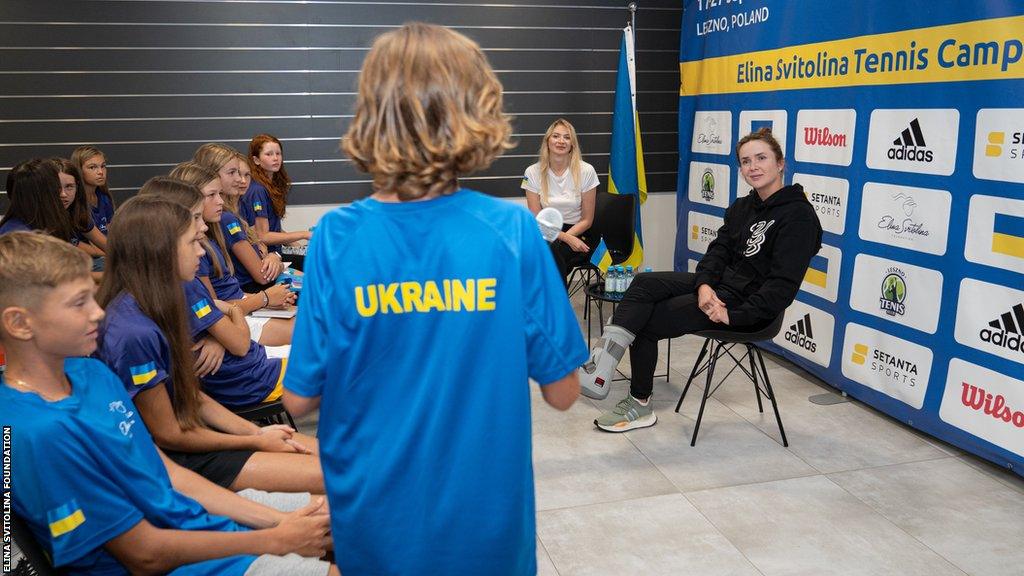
[0,231,336,575]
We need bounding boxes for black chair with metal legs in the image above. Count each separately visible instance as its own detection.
[231,399,298,429]
[675,313,788,447]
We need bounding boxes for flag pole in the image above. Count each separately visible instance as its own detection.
[627,2,637,37]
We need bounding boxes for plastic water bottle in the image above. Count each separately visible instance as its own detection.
[644,267,652,274]
[604,265,617,297]
[625,265,634,291]
[615,266,626,298]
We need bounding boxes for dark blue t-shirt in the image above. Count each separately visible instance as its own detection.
[198,239,245,301]
[1,357,256,575]
[0,216,31,235]
[90,192,115,235]
[220,212,260,287]
[285,189,588,575]
[182,279,282,407]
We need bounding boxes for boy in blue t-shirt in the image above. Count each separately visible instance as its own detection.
[0,232,335,575]
[284,23,586,576]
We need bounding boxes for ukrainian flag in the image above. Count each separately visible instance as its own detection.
[804,254,829,288]
[254,201,264,212]
[47,500,85,538]
[130,361,157,386]
[191,299,212,319]
[591,24,647,272]
[227,222,242,235]
[992,213,1024,259]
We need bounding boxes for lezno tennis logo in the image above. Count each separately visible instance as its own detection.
[691,111,732,156]
[773,300,834,367]
[879,267,907,317]
[973,109,1024,184]
[688,161,730,208]
[743,220,775,256]
[941,359,1024,454]
[867,109,958,175]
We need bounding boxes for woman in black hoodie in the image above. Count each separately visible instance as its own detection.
[582,127,822,432]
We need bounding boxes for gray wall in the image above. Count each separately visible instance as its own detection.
[0,0,681,206]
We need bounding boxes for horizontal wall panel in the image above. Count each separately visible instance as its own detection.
[0,0,679,205]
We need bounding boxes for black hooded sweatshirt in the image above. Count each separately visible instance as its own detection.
[692,183,822,327]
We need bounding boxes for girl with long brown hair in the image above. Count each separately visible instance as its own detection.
[70,145,116,235]
[51,157,108,259]
[241,134,311,266]
[95,190,323,494]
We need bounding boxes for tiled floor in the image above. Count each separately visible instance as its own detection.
[299,296,1024,575]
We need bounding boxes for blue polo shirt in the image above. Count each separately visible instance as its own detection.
[198,239,245,302]
[220,212,260,287]
[1,357,255,575]
[97,292,173,401]
[183,279,282,407]
[90,192,115,235]
[239,181,281,254]
[285,189,588,576]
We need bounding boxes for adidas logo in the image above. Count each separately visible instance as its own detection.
[784,313,817,353]
[887,118,934,162]
[979,303,1024,353]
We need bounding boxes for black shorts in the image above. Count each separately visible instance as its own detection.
[164,449,255,488]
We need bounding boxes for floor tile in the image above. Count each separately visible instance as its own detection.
[831,458,1024,576]
[687,475,967,576]
[538,493,762,576]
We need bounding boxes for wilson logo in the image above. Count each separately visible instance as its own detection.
[960,382,1024,428]
[803,126,848,148]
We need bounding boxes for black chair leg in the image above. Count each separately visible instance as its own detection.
[690,340,721,446]
[676,338,710,412]
[755,347,788,447]
[749,344,764,413]
[284,409,297,430]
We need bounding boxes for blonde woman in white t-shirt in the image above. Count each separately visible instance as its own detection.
[522,118,599,286]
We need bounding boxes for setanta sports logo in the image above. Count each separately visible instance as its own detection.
[954,278,1024,366]
[773,300,834,367]
[794,109,856,166]
[973,109,1024,184]
[841,323,931,409]
[866,109,958,176]
[940,359,1024,454]
[691,111,732,156]
[794,173,848,235]
[688,161,731,208]
[687,211,724,255]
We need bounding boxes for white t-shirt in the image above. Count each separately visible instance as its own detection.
[521,161,599,225]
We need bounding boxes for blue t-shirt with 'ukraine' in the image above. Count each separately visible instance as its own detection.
[285,189,587,576]
[1,357,255,575]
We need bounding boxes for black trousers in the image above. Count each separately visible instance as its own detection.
[610,272,744,400]
[550,224,595,287]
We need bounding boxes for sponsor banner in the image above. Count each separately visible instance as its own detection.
[858,182,951,255]
[772,299,834,368]
[793,173,848,235]
[687,211,724,255]
[849,253,943,334]
[866,109,959,176]
[687,258,699,273]
[680,15,1024,96]
[841,322,932,409]
[691,110,733,155]
[941,358,1024,455]
[739,110,788,155]
[973,108,1024,184]
[795,109,856,166]
[954,278,1024,366]
[687,160,732,208]
[800,243,842,302]
[964,194,1024,275]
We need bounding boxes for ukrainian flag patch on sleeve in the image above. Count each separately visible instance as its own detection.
[253,201,264,212]
[227,222,242,236]
[191,299,212,319]
[47,500,86,538]
[129,361,157,386]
